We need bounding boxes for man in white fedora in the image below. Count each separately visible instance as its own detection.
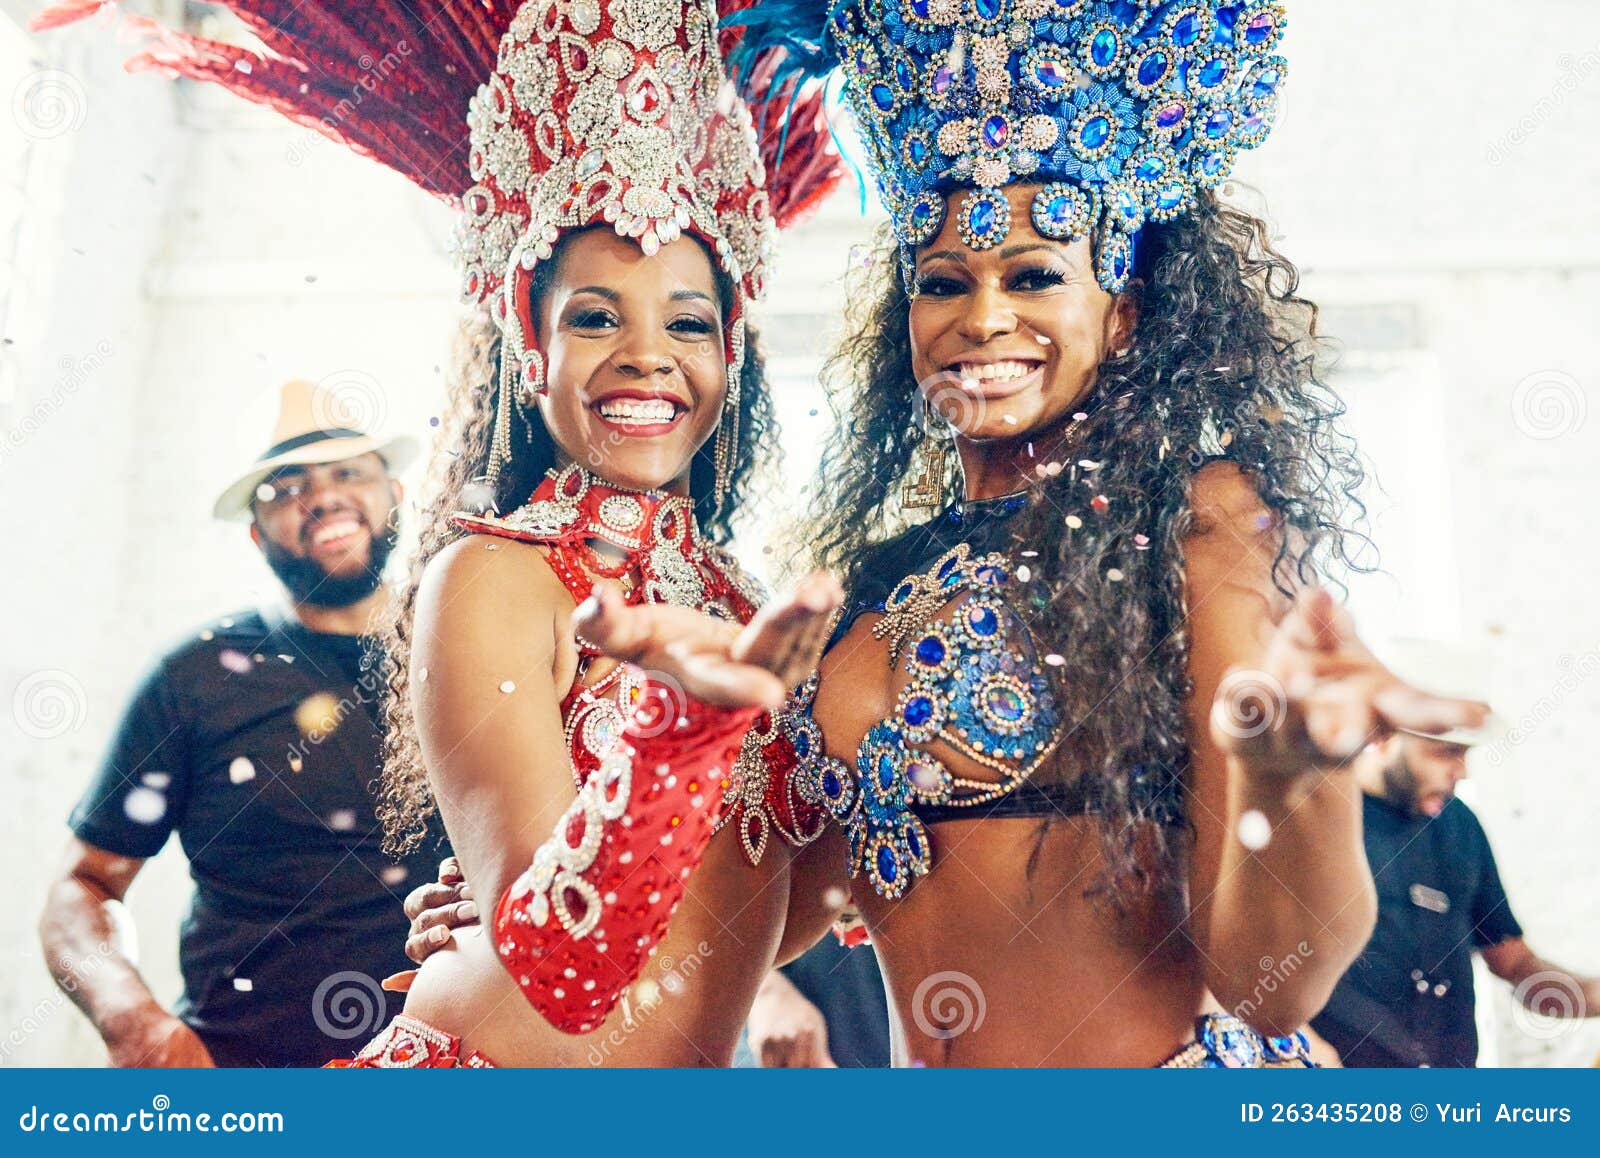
[1309,639,1599,1067]
[39,380,449,1067]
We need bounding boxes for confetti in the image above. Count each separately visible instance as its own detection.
[822,886,848,909]
[255,483,276,503]
[219,649,253,674]
[1020,549,1039,558]
[1107,568,1125,582]
[1078,459,1101,471]
[1036,334,1052,345]
[124,787,166,825]
[232,978,254,992]
[1044,653,1066,667]
[1016,565,1032,582]
[278,654,296,664]
[1133,534,1151,549]
[327,809,357,831]
[1090,495,1110,513]
[1237,809,1272,851]
[228,756,256,784]
[288,753,304,773]
[500,680,517,694]
[220,618,234,628]
[417,667,429,683]
[296,693,343,738]
[1002,414,1017,425]
[1065,515,1083,529]
[429,416,441,427]
[142,772,171,789]
[381,866,409,886]
[199,629,215,641]
[1073,411,1089,422]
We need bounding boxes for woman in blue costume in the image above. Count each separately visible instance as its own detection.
[722,0,1492,1066]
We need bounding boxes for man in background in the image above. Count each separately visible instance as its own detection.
[1311,643,1600,1066]
[38,380,445,1067]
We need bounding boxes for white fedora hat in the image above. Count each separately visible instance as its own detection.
[212,379,419,522]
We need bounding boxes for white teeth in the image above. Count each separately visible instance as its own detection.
[597,398,678,424]
[954,360,1034,383]
[312,520,360,545]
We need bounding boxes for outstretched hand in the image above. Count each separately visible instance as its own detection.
[1210,587,1490,778]
[571,571,843,711]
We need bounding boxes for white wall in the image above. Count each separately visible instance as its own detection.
[2,0,1596,1067]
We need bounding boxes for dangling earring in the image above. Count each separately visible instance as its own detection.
[517,349,546,407]
[902,437,948,512]
[713,320,746,510]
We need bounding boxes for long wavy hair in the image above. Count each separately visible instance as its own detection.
[804,191,1370,897]
[374,232,775,855]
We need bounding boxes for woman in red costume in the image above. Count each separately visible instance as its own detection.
[37,0,847,1065]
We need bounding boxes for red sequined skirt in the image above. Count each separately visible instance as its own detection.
[325,1014,496,1069]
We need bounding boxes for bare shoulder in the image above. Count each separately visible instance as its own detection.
[414,533,570,655]
[1182,460,1294,619]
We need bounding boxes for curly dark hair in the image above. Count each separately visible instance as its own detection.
[374,232,776,855]
[803,191,1370,896]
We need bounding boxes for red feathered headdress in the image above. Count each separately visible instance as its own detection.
[36,0,842,491]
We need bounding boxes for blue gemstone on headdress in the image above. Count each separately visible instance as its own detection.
[1034,59,1069,88]
[1196,151,1227,181]
[982,115,1009,149]
[974,0,1001,19]
[1172,12,1201,46]
[1111,185,1140,227]
[1090,29,1118,68]
[1154,101,1186,130]
[896,59,915,90]
[822,765,842,798]
[906,824,923,858]
[1199,57,1230,88]
[936,555,960,581]
[915,636,946,666]
[1252,67,1282,100]
[910,0,931,16]
[1244,11,1277,45]
[974,563,1007,586]
[1135,155,1165,183]
[1080,115,1111,150]
[1203,107,1234,140]
[1136,52,1169,88]
[877,752,896,789]
[1156,185,1185,212]
[893,580,914,602]
[871,82,895,111]
[968,605,999,636]
[970,198,998,235]
[908,136,928,165]
[1042,191,1075,228]
[904,695,934,727]
[931,65,953,95]
[877,844,898,883]
[794,729,811,757]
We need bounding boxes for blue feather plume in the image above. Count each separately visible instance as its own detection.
[720,0,840,99]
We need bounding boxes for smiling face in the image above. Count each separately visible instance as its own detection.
[532,228,728,494]
[907,184,1138,444]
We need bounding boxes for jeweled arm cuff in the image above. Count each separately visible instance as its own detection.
[492,677,758,1034]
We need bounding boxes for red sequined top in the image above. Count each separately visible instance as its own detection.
[448,465,821,1033]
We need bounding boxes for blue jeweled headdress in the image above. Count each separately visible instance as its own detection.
[726,0,1288,291]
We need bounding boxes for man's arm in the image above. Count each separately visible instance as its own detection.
[1481,937,1600,1019]
[38,837,213,1067]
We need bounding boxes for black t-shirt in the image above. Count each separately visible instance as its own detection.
[1312,795,1522,1068]
[69,606,447,1067]
[781,938,891,1068]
